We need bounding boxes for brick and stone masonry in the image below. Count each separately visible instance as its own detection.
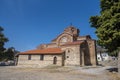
[18,26,98,67]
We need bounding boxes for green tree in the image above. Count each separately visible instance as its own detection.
[0,26,8,60]
[90,0,120,55]
[5,47,15,60]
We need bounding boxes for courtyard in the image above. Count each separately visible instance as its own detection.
[0,65,119,80]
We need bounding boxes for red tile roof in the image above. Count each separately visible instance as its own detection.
[19,48,64,55]
[61,41,84,46]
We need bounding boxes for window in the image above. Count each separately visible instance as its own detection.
[68,50,70,53]
[60,37,68,43]
[67,56,69,58]
[40,54,44,60]
[28,55,31,60]
[89,43,91,45]
[53,56,57,64]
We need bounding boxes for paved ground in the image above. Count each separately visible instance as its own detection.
[0,65,119,80]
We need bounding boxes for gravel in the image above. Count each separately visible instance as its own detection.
[0,65,119,80]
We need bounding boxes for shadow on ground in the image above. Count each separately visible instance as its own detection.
[106,67,118,72]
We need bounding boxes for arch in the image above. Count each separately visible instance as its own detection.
[65,48,74,53]
[56,33,73,46]
[53,56,57,64]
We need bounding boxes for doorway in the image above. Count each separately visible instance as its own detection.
[53,56,57,64]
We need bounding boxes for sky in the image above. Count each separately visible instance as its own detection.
[0,0,100,52]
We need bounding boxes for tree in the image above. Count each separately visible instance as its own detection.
[5,47,15,60]
[0,26,8,60]
[90,0,120,55]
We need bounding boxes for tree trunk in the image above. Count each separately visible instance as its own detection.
[100,51,103,61]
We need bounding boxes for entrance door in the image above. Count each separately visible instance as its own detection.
[53,56,57,64]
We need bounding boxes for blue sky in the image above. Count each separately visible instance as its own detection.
[0,0,100,52]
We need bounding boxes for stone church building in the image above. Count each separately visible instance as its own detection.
[18,26,97,67]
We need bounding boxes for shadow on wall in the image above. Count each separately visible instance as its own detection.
[80,42,92,66]
[84,42,92,66]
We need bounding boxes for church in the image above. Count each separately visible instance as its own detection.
[18,26,97,67]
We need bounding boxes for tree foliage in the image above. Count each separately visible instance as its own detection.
[90,0,120,54]
[0,26,8,60]
[5,47,15,60]
[0,27,18,61]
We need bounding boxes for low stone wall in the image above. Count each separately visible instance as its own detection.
[18,54,62,68]
[118,51,120,75]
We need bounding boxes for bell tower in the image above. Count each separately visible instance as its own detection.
[64,25,80,41]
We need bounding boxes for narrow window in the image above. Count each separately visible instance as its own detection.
[68,50,70,53]
[40,54,44,60]
[28,55,31,60]
[67,56,69,58]
[53,56,57,64]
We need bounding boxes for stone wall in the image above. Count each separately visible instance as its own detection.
[18,54,62,67]
[87,40,97,66]
[77,37,87,40]
[47,44,57,48]
[118,51,120,75]
[61,45,80,66]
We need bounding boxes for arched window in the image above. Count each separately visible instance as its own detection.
[60,36,68,43]
[40,54,44,60]
[53,56,57,64]
[68,50,70,53]
[28,55,31,60]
